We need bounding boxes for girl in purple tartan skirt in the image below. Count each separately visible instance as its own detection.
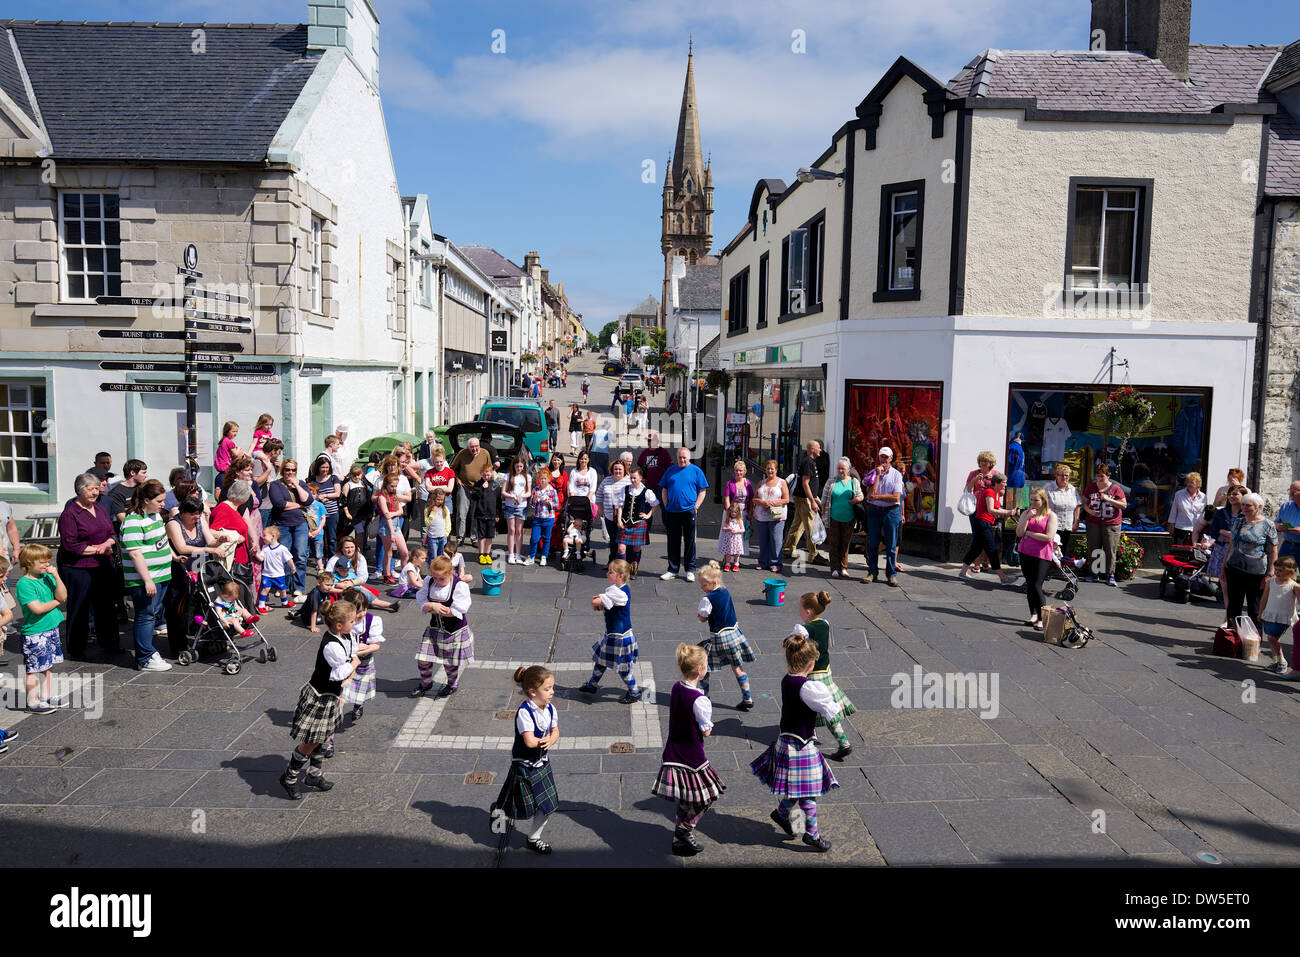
[652,644,726,856]
[750,633,840,851]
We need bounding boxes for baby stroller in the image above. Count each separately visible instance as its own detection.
[562,495,594,573]
[180,557,276,674]
[1049,535,1081,602]
[1158,542,1221,604]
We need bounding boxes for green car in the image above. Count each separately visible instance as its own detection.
[352,431,421,470]
[478,396,551,459]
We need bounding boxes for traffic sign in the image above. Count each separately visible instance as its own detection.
[187,320,250,334]
[187,309,250,323]
[99,361,185,372]
[99,382,185,394]
[98,329,186,340]
[183,244,199,270]
[184,341,242,352]
[95,296,190,309]
[191,288,249,304]
[201,362,276,375]
[192,352,234,364]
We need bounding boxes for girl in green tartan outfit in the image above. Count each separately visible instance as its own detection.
[789,590,855,762]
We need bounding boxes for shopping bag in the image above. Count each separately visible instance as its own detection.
[809,512,827,546]
[957,491,977,516]
[1235,615,1261,662]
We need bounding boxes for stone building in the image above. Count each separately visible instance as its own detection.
[0,3,418,506]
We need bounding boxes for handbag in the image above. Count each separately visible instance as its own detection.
[957,491,978,516]
[768,504,787,522]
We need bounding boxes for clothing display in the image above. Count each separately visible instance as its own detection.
[1041,417,1071,465]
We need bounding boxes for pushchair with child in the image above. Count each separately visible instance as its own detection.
[178,556,276,674]
[1048,535,1081,602]
[562,495,594,573]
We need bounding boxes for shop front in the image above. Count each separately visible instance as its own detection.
[727,344,827,476]
[843,380,944,529]
[443,349,487,425]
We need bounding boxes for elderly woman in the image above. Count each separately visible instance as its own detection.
[57,471,122,660]
[1082,463,1127,585]
[1166,472,1207,546]
[1224,492,1278,626]
[1043,464,1082,556]
[752,459,791,573]
[963,451,999,573]
[820,457,865,579]
[211,479,261,575]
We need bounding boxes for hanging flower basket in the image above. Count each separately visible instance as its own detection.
[705,369,732,393]
[1092,386,1155,459]
[664,362,687,377]
[519,352,539,365]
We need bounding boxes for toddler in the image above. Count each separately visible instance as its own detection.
[214,579,259,639]
[717,503,746,571]
[258,526,297,611]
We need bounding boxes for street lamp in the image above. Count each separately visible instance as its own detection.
[796,166,846,183]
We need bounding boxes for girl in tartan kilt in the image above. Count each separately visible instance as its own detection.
[579,559,641,703]
[652,644,726,856]
[412,555,473,698]
[750,633,840,851]
[789,590,855,762]
[491,665,560,855]
[695,561,756,711]
[616,466,658,580]
[281,599,378,799]
[339,587,384,721]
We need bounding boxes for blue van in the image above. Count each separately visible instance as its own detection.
[478,397,549,459]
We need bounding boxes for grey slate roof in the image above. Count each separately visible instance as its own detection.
[3,21,319,162]
[0,29,31,121]
[678,262,721,310]
[460,245,526,279]
[627,294,658,318]
[947,45,1280,112]
[1266,39,1300,87]
[1267,110,1300,197]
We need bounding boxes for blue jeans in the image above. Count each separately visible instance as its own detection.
[425,534,447,559]
[529,518,555,560]
[309,529,326,561]
[866,506,902,578]
[323,512,339,554]
[277,521,310,592]
[130,584,167,666]
[755,518,785,571]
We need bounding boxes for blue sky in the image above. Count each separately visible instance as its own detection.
[8,0,1300,331]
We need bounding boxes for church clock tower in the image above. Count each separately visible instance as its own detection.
[660,42,713,329]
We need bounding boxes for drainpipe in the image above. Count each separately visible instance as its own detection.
[1251,200,1277,493]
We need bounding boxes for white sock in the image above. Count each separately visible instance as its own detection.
[529,812,551,841]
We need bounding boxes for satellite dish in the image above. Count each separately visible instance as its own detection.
[610,332,619,346]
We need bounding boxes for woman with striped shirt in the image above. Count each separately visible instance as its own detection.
[121,479,175,672]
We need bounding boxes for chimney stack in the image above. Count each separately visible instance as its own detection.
[1090,0,1192,79]
[523,251,540,270]
[307,0,381,88]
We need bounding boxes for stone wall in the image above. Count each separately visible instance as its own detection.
[1260,201,1300,510]
[0,162,339,357]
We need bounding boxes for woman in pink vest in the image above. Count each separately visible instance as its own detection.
[1015,487,1059,631]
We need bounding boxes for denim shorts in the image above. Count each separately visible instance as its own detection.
[1261,620,1290,639]
[504,503,527,520]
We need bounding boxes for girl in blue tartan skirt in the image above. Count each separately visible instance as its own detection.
[695,561,756,711]
[652,644,726,856]
[579,560,641,702]
[491,665,559,854]
[751,633,840,851]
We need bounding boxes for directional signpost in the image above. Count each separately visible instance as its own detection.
[96,243,256,479]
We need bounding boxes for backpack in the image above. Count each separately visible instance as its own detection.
[345,483,372,523]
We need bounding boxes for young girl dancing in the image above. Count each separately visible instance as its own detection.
[579,559,641,703]
[339,587,384,720]
[790,590,856,762]
[651,643,727,856]
[750,633,840,851]
[412,555,474,697]
[695,561,756,711]
[491,665,559,855]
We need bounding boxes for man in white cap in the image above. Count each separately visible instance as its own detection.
[862,446,905,585]
[783,439,824,565]
[331,424,352,479]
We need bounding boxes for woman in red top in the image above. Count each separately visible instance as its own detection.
[210,479,261,587]
[546,453,569,559]
[1082,463,1127,585]
[959,472,1018,585]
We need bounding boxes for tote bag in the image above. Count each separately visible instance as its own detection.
[956,491,978,516]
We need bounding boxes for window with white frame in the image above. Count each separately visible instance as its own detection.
[61,192,121,300]
[0,380,50,487]
[310,216,323,313]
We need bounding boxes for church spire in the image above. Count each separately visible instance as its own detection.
[672,45,703,195]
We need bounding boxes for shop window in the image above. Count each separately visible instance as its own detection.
[1064,178,1152,304]
[874,181,924,302]
[1007,384,1209,530]
[844,381,943,526]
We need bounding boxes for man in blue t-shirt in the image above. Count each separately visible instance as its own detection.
[1276,480,1300,561]
[657,447,710,582]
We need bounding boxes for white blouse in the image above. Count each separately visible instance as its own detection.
[568,467,597,500]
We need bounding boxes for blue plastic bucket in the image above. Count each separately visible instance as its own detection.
[481,568,504,597]
[763,578,787,606]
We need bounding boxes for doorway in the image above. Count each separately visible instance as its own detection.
[310,383,332,458]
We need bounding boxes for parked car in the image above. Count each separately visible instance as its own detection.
[617,373,645,401]
[353,431,421,469]
[445,421,532,471]
[603,359,624,376]
[478,396,549,459]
